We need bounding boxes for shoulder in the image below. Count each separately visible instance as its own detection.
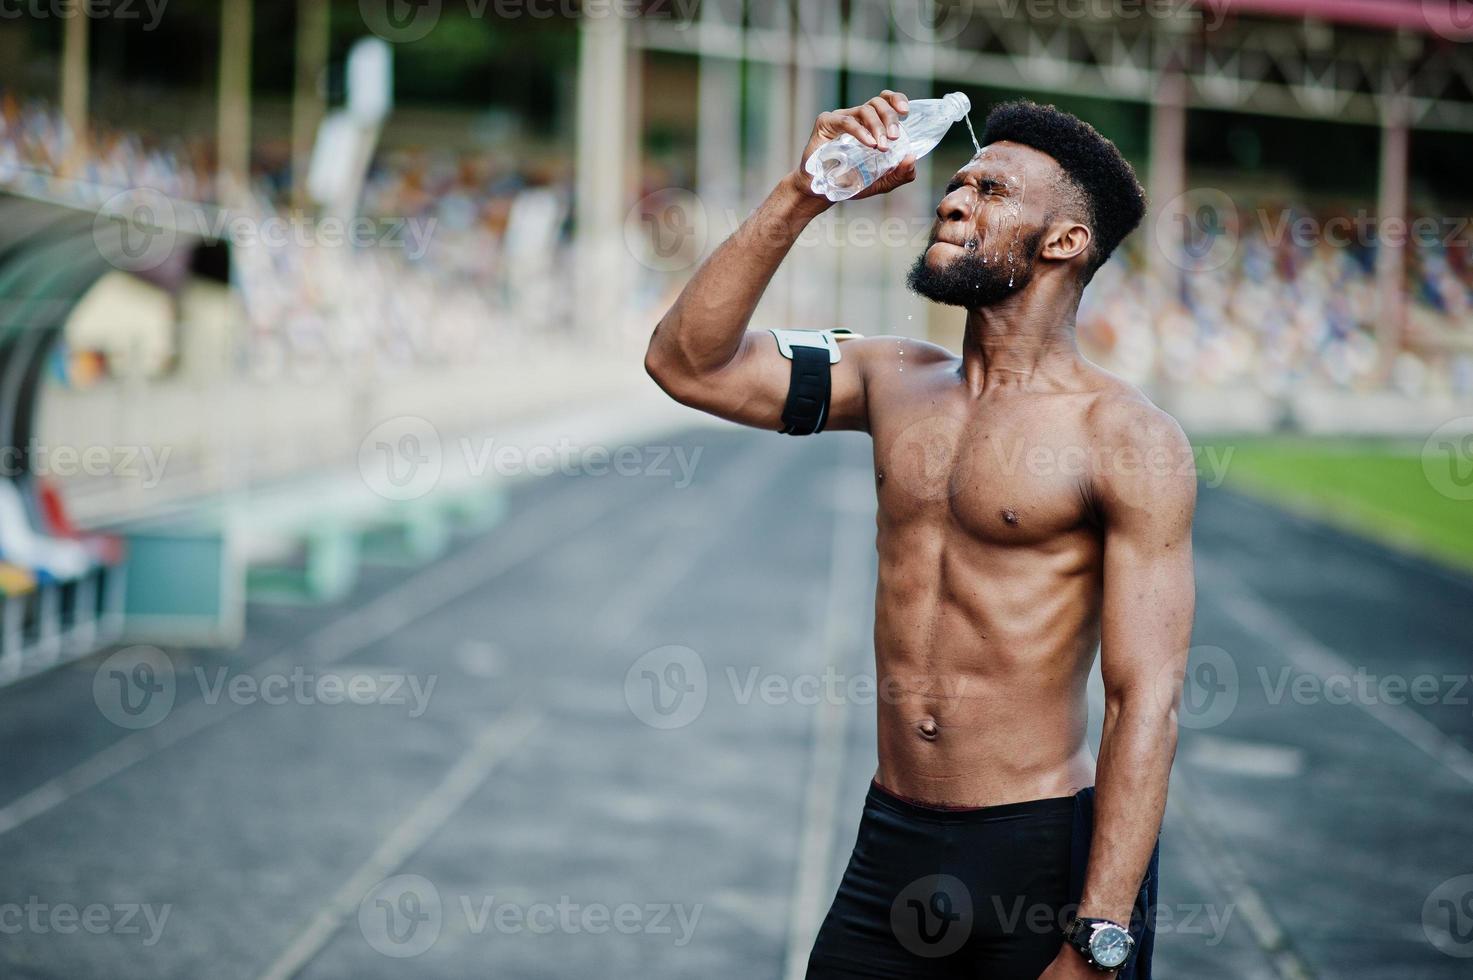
[1082,373,1196,519]
[845,335,956,373]
[1085,378,1190,457]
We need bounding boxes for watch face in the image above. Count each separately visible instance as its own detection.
[1090,925,1132,969]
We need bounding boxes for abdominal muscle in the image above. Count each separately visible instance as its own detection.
[869,530,1103,808]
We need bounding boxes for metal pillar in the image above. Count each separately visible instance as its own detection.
[60,7,88,178]
[888,0,939,344]
[575,11,630,336]
[217,0,254,194]
[1375,95,1409,380]
[697,0,745,224]
[291,0,330,209]
[745,0,796,330]
[787,1,842,332]
[1147,56,1188,304]
[834,0,891,338]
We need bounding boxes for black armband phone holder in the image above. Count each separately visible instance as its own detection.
[768,328,860,436]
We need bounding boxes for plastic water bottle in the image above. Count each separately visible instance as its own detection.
[805,93,972,202]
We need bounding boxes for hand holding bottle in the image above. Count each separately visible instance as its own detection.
[797,91,972,203]
[792,91,919,205]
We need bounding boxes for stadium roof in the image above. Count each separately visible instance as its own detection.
[1205,0,1472,35]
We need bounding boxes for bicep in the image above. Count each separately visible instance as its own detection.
[1097,435,1197,702]
[674,331,871,433]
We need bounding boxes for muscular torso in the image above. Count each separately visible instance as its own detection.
[863,341,1118,807]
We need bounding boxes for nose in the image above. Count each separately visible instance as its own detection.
[937,185,973,225]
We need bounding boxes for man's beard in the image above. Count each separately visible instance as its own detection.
[906,229,1045,309]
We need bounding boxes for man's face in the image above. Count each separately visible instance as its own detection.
[907,142,1056,309]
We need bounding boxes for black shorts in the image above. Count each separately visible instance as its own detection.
[805,782,1158,980]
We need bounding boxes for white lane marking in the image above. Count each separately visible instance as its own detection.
[591,437,801,640]
[256,435,805,978]
[1164,778,1317,980]
[453,641,503,678]
[0,475,633,840]
[782,453,872,980]
[0,691,245,836]
[1183,736,1305,779]
[1174,546,1473,978]
[1199,555,1473,788]
[1086,670,1314,978]
[255,704,542,980]
[1215,486,1473,590]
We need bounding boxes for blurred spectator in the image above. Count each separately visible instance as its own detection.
[6,88,1469,396]
[0,90,212,203]
[0,89,576,383]
[1079,197,1473,397]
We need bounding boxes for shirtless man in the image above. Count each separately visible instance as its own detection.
[644,94,1194,979]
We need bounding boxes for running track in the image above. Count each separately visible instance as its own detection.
[0,424,1469,979]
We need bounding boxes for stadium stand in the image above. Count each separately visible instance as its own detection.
[1079,200,1473,396]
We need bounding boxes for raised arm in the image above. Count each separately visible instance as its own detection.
[644,91,917,433]
[1048,399,1196,978]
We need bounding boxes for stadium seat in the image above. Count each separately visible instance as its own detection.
[33,477,126,644]
[35,477,125,563]
[0,559,36,680]
[0,477,97,668]
[0,478,90,579]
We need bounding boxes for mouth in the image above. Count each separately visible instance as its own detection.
[932,227,980,250]
[928,236,979,259]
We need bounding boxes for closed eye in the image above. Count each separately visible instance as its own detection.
[945,177,1004,195]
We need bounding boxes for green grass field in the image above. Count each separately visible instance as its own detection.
[1199,437,1473,574]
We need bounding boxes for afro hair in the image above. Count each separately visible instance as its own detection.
[981,101,1145,280]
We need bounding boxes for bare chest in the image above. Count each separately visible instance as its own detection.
[871,400,1095,545]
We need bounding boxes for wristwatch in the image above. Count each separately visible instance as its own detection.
[1062,916,1135,971]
